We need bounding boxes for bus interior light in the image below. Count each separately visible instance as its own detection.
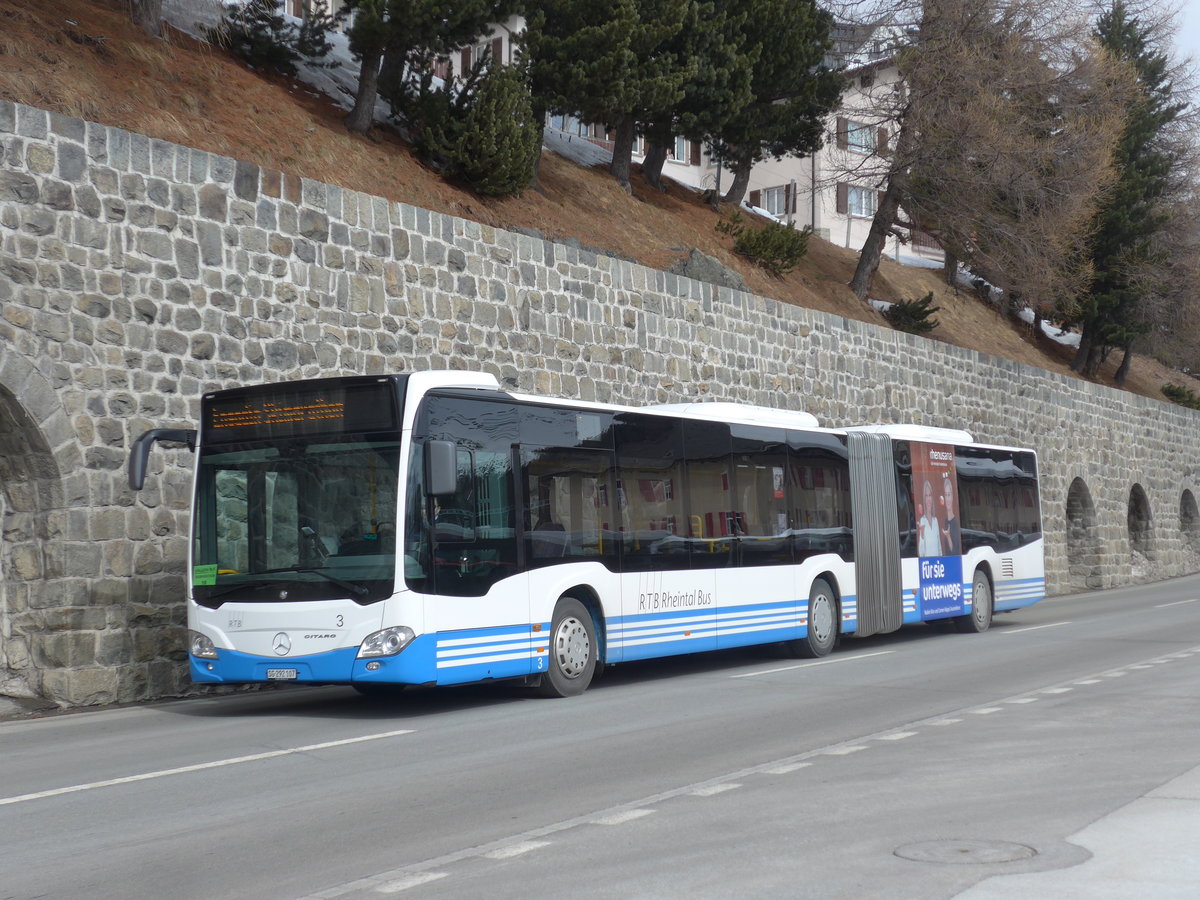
[358,626,415,658]
[189,631,218,659]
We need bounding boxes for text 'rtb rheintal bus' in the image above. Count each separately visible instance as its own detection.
[129,371,1045,697]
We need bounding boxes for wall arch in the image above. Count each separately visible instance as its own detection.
[1180,490,1199,549]
[1128,483,1155,558]
[1066,477,1102,590]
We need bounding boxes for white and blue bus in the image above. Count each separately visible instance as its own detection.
[129,371,1045,697]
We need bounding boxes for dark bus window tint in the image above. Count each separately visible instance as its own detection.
[894,441,917,558]
[956,448,1041,552]
[523,445,619,567]
[789,432,853,562]
[730,425,792,566]
[614,414,689,571]
[416,395,518,597]
[683,419,733,568]
[521,404,614,450]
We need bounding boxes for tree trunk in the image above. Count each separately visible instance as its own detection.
[377,46,406,103]
[1114,341,1134,386]
[345,46,384,134]
[1071,321,1104,376]
[722,163,751,206]
[849,173,905,300]
[942,249,957,285]
[610,117,636,192]
[130,0,163,38]
[642,141,668,190]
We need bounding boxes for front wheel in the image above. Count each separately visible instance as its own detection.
[536,597,597,698]
[955,569,993,633]
[787,578,838,658]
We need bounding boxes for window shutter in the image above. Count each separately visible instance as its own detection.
[690,141,701,166]
[461,49,471,75]
[836,117,849,150]
[492,36,504,66]
[749,189,762,208]
[836,183,848,214]
[877,128,889,155]
[792,185,799,214]
[784,183,793,214]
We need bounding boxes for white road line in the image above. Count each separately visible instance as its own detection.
[1042,687,1072,694]
[971,707,1003,715]
[929,718,962,726]
[877,731,917,741]
[731,650,894,678]
[376,873,447,894]
[481,841,551,860]
[1006,698,1039,704]
[690,783,741,797]
[822,745,867,756]
[0,729,416,807]
[1075,679,1102,685]
[1154,598,1199,608]
[1002,621,1072,635]
[590,809,655,826]
[762,762,812,775]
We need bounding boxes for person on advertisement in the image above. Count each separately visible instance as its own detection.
[917,478,942,557]
[940,475,962,556]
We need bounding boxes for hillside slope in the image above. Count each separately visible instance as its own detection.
[0,0,1179,403]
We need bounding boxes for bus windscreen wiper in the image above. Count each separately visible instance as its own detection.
[261,567,370,598]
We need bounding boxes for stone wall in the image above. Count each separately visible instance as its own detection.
[3,100,1199,706]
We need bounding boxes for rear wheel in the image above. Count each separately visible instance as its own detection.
[536,597,597,698]
[788,578,838,658]
[955,569,993,633]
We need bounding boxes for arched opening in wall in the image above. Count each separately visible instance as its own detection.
[0,386,62,698]
[1066,477,1102,590]
[1180,491,1199,552]
[1127,483,1155,559]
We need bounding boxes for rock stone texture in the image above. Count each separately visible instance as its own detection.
[3,100,1199,706]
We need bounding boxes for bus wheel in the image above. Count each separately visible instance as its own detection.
[955,570,993,633]
[536,597,596,698]
[789,578,838,658]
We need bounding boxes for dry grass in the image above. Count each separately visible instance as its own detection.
[0,0,1182,403]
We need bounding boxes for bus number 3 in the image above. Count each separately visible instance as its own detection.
[336,615,344,627]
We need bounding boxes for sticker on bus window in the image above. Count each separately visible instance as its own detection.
[193,564,218,586]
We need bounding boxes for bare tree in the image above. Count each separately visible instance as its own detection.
[838,0,1132,310]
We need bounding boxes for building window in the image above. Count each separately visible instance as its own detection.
[847,186,876,218]
[761,186,788,216]
[847,121,875,154]
[672,135,688,162]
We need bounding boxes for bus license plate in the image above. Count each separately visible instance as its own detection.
[266,668,298,681]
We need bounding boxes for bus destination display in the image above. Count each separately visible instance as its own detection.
[204,382,398,442]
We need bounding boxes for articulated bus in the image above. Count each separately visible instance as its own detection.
[129,371,1045,697]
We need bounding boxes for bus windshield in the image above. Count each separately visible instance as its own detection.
[192,436,402,606]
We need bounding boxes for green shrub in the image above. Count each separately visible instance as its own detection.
[884,292,942,334]
[716,211,810,276]
[1162,383,1200,409]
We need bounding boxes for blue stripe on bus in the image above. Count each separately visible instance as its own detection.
[994,577,1046,611]
[190,647,360,683]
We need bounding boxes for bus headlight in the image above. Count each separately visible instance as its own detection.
[358,626,415,658]
[189,630,218,659]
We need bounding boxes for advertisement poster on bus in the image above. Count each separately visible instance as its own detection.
[911,442,964,618]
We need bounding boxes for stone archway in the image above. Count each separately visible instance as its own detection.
[1180,490,1199,549]
[0,379,65,701]
[1066,477,1102,590]
[1128,483,1155,559]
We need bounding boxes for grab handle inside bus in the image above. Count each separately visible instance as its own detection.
[129,428,196,491]
[425,440,458,496]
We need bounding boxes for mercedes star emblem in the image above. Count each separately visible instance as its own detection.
[272,632,291,656]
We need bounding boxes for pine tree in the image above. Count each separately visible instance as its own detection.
[445,64,542,196]
[707,0,841,205]
[1066,1,1184,380]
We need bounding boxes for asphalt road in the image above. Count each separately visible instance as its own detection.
[3,575,1200,900]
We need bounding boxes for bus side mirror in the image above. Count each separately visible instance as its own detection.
[129,428,196,490]
[425,440,458,496]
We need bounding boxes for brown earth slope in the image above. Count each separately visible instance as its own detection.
[0,0,1181,402]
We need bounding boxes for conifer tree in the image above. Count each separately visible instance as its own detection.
[1065,1,1185,380]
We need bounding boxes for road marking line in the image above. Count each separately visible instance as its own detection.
[1002,621,1071,635]
[763,762,813,774]
[877,731,917,741]
[929,718,962,726]
[1042,687,1072,694]
[1075,679,1101,685]
[822,746,866,756]
[972,707,1003,715]
[376,873,447,893]
[481,841,551,860]
[691,783,741,796]
[1154,598,1199,608]
[1006,697,1038,704]
[731,650,894,678]
[590,809,655,826]
[1103,671,1127,677]
[0,729,416,807]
